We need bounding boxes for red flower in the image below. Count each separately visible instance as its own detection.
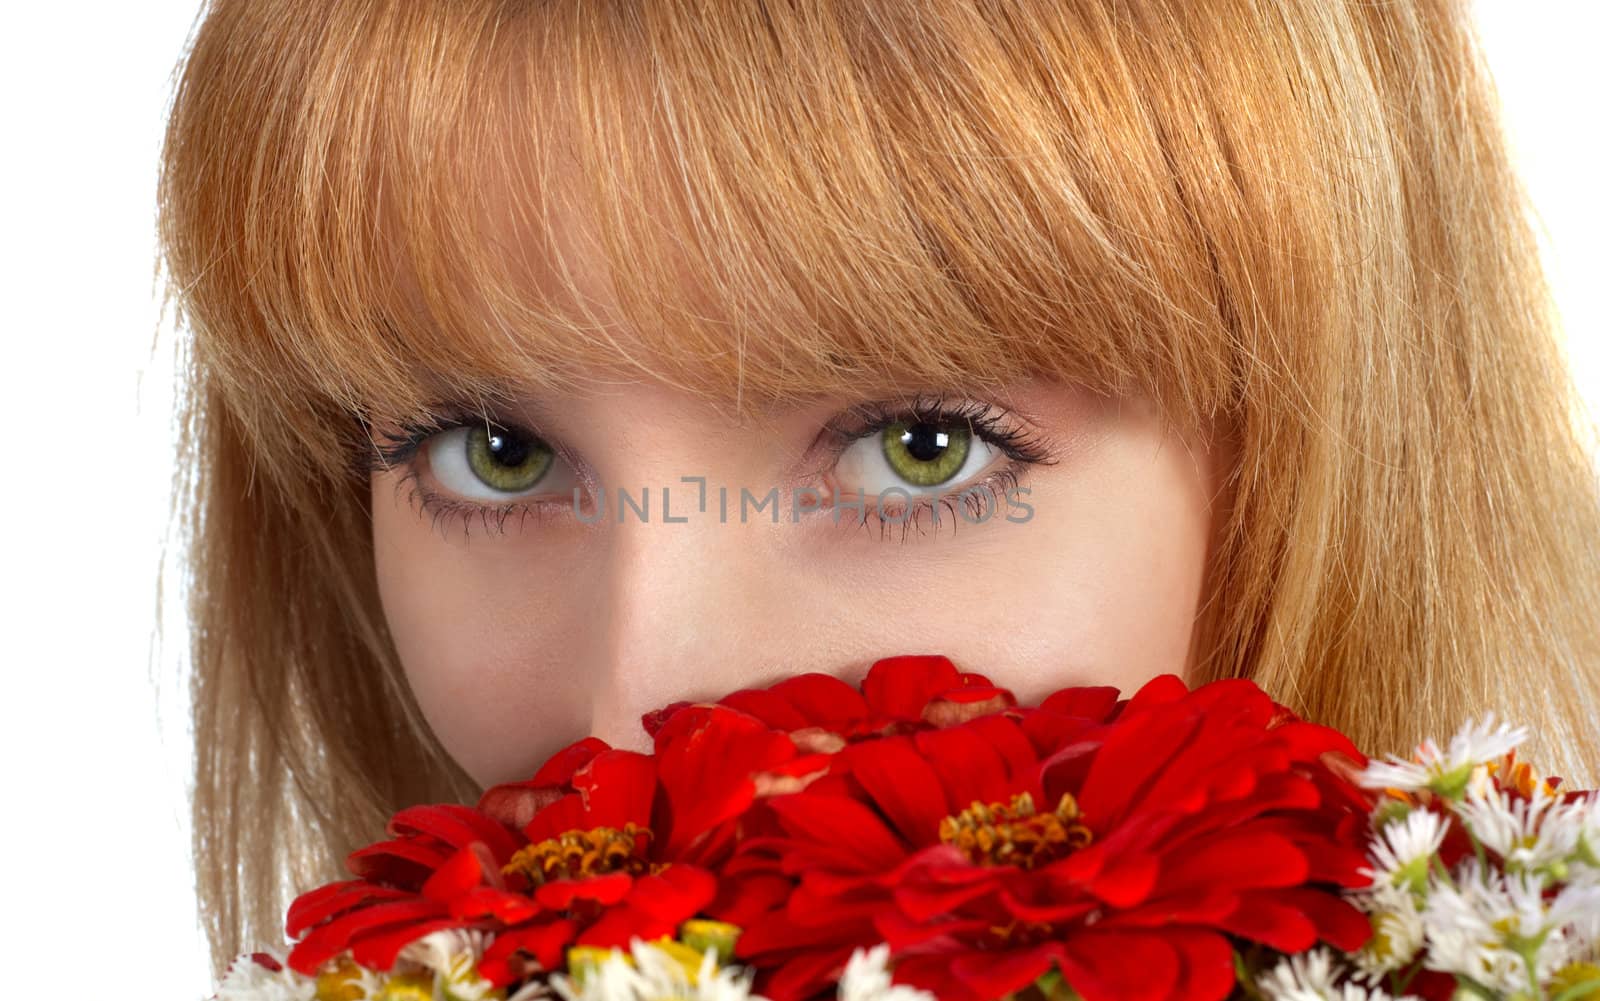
[475,706,827,983]
[283,804,531,974]
[644,654,1020,746]
[723,675,1375,1001]
[284,703,828,986]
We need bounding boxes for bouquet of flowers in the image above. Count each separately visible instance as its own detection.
[212,656,1600,1001]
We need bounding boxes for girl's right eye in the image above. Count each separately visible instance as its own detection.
[419,423,579,502]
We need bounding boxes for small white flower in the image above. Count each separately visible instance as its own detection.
[1456,785,1586,876]
[394,927,503,1000]
[1419,860,1600,992]
[1364,809,1447,892]
[1420,866,1528,991]
[213,949,318,1001]
[1359,716,1528,797]
[1569,791,1600,872]
[837,945,937,1001]
[549,940,764,1001]
[1256,948,1420,1000]
[396,926,489,970]
[1546,871,1600,967]
[1348,882,1425,978]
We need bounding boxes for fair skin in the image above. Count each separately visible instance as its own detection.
[370,374,1232,788]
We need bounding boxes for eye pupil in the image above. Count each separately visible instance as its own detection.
[882,420,971,487]
[486,430,532,467]
[466,425,553,492]
[900,423,950,462]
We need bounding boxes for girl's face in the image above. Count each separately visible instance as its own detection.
[371,374,1233,788]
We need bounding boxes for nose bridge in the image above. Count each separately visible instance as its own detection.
[582,502,742,745]
[568,385,789,749]
[581,498,757,751]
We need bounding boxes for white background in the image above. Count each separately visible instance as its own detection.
[1,3,1595,998]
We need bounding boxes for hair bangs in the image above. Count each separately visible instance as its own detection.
[165,0,1366,485]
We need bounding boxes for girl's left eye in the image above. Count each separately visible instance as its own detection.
[835,418,999,496]
[423,424,579,502]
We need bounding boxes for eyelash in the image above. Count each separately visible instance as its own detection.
[363,395,1057,542]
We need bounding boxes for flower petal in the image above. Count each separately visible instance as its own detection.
[1162,929,1236,1001]
[521,751,657,843]
[656,706,813,859]
[345,837,453,885]
[1075,708,1203,827]
[421,843,496,901]
[387,804,523,861]
[478,919,578,985]
[448,886,540,923]
[1057,931,1180,1001]
[534,872,635,909]
[861,654,964,719]
[285,880,411,939]
[1155,831,1309,894]
[1215,891,1318,952]
[912,716,1040,809]
[949,943,1062,1000]
[286,898,448,975]
[766,793,909,873]
[350,918,476,970]
[838,737,950,844]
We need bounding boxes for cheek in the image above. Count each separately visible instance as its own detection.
[370,477,597,785]
[982,418,1215,703]
[793,410,1215,707]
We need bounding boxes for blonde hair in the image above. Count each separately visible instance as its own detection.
[157,0,1600,982]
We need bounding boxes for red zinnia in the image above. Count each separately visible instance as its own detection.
[724,674,1375,1001]
[283,803,531,975]
[475,704,828,983]
[285,703,827,986]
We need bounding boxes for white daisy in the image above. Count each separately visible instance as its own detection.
[1569,791,1600,872]
[1256,947,1420,1000]
[1420,861,1600,992]
[1546,870,1600,967]
[548,940,764,1001]
[1455,784,1585,876]
[394,927,504,1001]
[396,927,490,970]
[837,945,937,1001]
[1364,809,1448,893]
[1358,716,1528,797]
[1420,866,1531,992]
[213,949,319,1001]
[1347,882,1425,978]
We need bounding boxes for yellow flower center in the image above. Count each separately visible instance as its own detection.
[314,957,373,1001]
[939,792,1093,870]
[1551,962,1600,1000]
[376,974,435,1001]
[501,822,654,885]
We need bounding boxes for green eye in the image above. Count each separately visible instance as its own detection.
[464,424,554,493]
[881,420,972,487]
